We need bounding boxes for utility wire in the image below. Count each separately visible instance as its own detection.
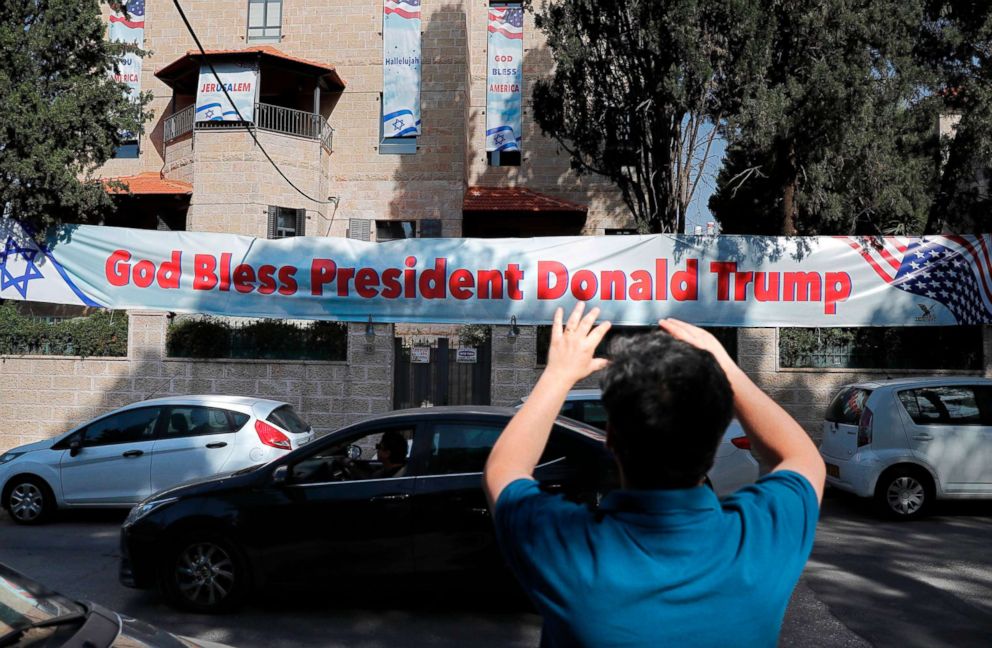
[170,0,332,204]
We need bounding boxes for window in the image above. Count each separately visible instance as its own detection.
[81,408,161,447]
[379,94,417,155]
[487,150,521,167]
[162,406,239,437]
[779,327,983,370]
[348,218,371,241]
[826,388,872,425]
[375,220,415,241]
[247,0,282,43]
[112,142,139,159]
[897,386,990,425]
[425,422,503,475]
[266,405,310,435]
[267,206,305,238]
[290,427,413,484]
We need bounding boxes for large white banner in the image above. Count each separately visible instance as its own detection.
[382,0,422,138]
[2,218,991,326]
[195,62,259,123]
[486,5,523,153]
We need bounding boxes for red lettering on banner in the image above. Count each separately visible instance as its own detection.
[450,269,474,299]
[355,268,379,298]
[311,259,336,295]
[193,254,218,290]
[233,264,255,293]
[419,258,447,299]
[505,264,524,300]
[278,267,298,295]
[537,261,568,299]
[132,260,155,288]
[825,272,852,314]
[257,265,277,295]
[106,250,131,286]
[157,252,181,289]
[671,260,698,301]
[381,268,402,298]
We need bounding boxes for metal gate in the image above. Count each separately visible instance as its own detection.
[393,338,492,409]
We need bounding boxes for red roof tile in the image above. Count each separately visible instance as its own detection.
[463,187,588,213]
[155,45,346,89]
[104,172,192,196]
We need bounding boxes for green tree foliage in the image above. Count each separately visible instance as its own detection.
[0,0,151,232]
[528,0,771,233]
[711,0,937,235]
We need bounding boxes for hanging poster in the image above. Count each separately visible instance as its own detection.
[486,4,523,153]
[195,62,259,123]
[108,0,145,140]
[4,217,992,327]
[382,0,422,138]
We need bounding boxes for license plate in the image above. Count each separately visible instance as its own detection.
[826,463,840,478]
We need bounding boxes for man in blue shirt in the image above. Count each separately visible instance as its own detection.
[483,304,825,647]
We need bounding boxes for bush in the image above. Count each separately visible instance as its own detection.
[167,317,347,361]
[0,302,127,357]
[779,327,982,370]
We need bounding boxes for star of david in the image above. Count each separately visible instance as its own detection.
[0,237,44,299]
[494,133,505,145]
[393,118,405,131]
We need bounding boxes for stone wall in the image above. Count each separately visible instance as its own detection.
[0,312,392,452]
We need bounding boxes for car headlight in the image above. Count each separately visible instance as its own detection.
[0,452,24,465]
[125,496,179,526]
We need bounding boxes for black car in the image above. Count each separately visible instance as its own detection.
[120,406,616,612]
[0,562,231,647]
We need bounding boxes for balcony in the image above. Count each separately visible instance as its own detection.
[164,102,334,152]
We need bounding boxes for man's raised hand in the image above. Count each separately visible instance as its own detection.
[545,303,612,385]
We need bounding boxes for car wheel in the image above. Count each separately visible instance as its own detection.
[161,535,248,613]
[875,468,933,520]
[4,477,54,525]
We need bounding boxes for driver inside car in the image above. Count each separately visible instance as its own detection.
[369,430,408,478]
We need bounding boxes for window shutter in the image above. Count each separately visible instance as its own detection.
[266,206,278,239]
[295,208,307,237]
[419,219,442,238]
[349,218,371,241]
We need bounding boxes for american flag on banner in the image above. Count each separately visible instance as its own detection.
[841,235,992,324]
[488,7,524,39]
[109,0,145,28]
[384,0,421,20]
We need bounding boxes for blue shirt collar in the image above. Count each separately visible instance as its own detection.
[599,485,721,516]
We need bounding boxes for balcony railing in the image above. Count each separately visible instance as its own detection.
[163,102,334,152]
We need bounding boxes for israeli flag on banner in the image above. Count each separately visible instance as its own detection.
[108,0,145,140]
[486,6,523,152]
[195,62,259,123]
[382,0,422,138]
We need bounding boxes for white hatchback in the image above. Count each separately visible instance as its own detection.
[0,395,315,524]
[820,377,992,519]
[519,388,760,498]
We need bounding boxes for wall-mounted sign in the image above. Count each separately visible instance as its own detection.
[485,5,523,153]
[382,0,422,137]
[456,348,478,364]
[411,346,431,363]
[195,62,259,123]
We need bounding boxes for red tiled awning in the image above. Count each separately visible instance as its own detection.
[463,187,588,213]
[104,172,192,196]
[155,45,346,90]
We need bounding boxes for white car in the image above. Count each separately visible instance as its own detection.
[519,388,760,497]
[820,377,992,519]
[0,395,315,524]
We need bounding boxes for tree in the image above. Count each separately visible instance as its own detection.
[711,0,936,235]
[0,0,150,233]
[918,1,992,234]
[529,0,771,234]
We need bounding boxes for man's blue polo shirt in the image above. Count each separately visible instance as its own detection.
[494,471,818,648]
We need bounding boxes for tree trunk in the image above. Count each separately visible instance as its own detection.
[778,137,798,235]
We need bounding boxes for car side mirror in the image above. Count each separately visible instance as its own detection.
[347,444,361,460]
[69,439,81,457]
[271,465,289,486]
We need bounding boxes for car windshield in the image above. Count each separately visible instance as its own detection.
[0,566,84,641]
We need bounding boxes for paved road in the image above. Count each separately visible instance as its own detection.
[0,492,989,647]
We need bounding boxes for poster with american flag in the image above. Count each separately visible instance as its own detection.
[107,0,144,138]
[382,0,422,138]
[485,6,523,153]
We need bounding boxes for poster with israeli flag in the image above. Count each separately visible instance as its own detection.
[382,0,423,138]
[195,62,259,123]
[486,5,523,153]
[108,0,145,140]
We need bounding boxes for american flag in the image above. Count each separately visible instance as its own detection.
[842,235,992,324]
[489,7,524,39]
[109,0,144,28]
[384,0,421,20]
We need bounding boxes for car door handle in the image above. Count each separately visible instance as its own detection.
[469,507,490,516]
[370,494,410,502]
[122,450,144,458]
[206,442,228,449]
[913,434,933,441]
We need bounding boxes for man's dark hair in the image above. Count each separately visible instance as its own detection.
[600,331,733,489]
[379,430,408,463]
